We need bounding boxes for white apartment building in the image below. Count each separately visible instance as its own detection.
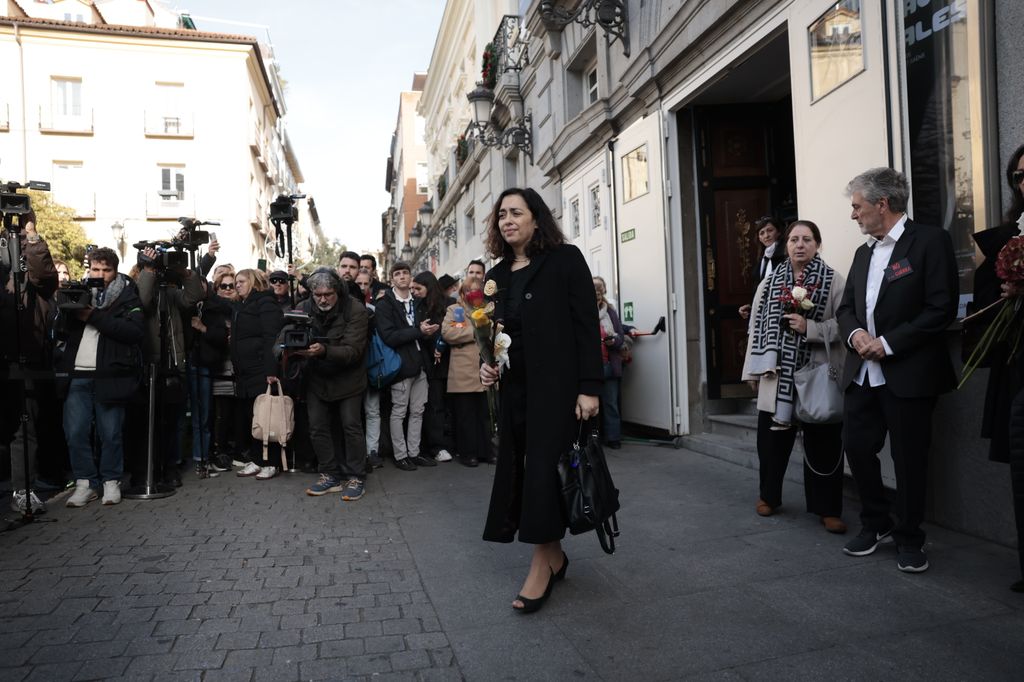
[0,0,306,271]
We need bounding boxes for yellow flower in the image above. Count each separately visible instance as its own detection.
[483,279,498,296]
[471,308,491,328]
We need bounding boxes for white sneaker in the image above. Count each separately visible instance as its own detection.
[256,466,278,480]
[102,480,121,506]
[435,449,453,462]
[66,480,98,508]
[237,462,261,477]
[11,490,46,514]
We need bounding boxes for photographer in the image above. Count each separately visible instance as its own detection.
[135,246,204,488]
[279,269,369,500]
[1,212,60,513]
[57,247,143,507]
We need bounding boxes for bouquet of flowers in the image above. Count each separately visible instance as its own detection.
[777,281,816,331]
[466,279,511,434]
[960,236,1024,387]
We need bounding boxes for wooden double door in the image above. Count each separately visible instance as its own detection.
[694,100,797,399]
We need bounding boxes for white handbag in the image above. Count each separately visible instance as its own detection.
[793,339,844,424]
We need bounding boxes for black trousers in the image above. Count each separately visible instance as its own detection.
[421,377,453,456]
[756,411,844,516]
[450,392,489,459]
[843,383,936,548]
[306,392,366,480]
[1007,388,1024,578]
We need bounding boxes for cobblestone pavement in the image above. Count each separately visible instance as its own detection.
[1,443,1023,681]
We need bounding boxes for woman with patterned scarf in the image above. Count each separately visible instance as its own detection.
[742,220,847,534]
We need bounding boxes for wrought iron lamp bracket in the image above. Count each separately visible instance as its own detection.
[539,0,630,57]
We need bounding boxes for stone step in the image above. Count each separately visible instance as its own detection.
[707,413,760,445]
[680,432,806,487]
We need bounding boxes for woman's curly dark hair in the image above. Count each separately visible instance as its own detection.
[1005,143,1024,223]
[485,187,565,260]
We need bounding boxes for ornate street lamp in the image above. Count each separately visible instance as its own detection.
[418,200,433,231]
[540,0,630,57]
[409,224,423,250]
[401,243,414,262]
[110,221,126,256]
[465,82,532,162]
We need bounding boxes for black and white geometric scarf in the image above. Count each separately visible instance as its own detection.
[747,254,835,423]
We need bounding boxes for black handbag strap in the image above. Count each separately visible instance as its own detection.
[595,514,620,554]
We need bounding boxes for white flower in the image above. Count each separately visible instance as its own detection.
[791,286,808,301]
[494,331,512,372]
[800,298,814,311]
[483,279,498,296]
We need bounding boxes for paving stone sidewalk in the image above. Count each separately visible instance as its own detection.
[1,443,1023,681]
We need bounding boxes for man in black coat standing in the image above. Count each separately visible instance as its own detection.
[836,167,958,573]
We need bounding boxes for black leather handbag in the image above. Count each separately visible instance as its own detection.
[557,420,621,554]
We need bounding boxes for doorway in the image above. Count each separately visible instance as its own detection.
[685,31,797,400]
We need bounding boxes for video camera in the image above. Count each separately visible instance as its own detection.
[270,194,306,224]
[279,311,328,351]
[132,240,189,269]
[55,277,106,310]
[0,180,50,231]
[172,216,218,251]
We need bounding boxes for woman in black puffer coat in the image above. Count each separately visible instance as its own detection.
[230,268,284,479]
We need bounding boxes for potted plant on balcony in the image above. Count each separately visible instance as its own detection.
[456,134,469,167]
[438,173,449,201]
[481,42,497,90]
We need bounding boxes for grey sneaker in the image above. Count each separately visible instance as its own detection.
[66,480,97,508]
[897,546,929,573]
[341,479,364,501]
[842,524,894,556]
[102,480,122,506]
[11,490,46,514]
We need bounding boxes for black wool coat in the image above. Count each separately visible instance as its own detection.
[230,290,284,398]
[483,243,604,544]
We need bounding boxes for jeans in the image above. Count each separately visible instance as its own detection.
[390,371,428,461]
[63,378,125,487]
[189,365,212,462]
[601,364,621,443]
[364,387,380,454]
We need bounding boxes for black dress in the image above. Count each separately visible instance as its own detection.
[483,245,603,544]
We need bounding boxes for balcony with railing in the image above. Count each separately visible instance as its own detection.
[38,106,94,135]
[144,111,195,138]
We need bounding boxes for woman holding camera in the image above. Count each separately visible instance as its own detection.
[231,269,284,480]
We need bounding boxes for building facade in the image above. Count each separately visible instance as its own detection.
[382,74,429,275]
[404,0,1021,546]
[0,0,307,272]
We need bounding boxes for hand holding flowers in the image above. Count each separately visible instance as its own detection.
[961,235,1024,387]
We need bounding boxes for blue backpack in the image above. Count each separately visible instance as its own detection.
[366,330,402,389]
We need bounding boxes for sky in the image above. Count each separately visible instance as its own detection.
[175,0,447,255]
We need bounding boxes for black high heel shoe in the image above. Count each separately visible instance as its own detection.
[513,568,555,614]
[553,552,569,583]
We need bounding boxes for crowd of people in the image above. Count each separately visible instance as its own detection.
[0,207,630,519]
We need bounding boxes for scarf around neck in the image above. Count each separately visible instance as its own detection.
[746,254,835,423]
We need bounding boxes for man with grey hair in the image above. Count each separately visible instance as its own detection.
[836,167,958,573]
[280,268,370,501]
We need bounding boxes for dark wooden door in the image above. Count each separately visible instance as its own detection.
[695,102,796,399]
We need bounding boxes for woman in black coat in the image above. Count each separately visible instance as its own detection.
[230,268,284,479]
[411,271,454,462]
[973,142,1024,593]
[479,187,603,613]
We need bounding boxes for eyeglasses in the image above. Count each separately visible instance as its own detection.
[218,283,235,290]
[1013,170,1024,185]
[269,278,287,284]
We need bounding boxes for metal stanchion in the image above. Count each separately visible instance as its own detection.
[123,363,174,499]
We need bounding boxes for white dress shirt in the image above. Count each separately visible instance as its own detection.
[851,215,907,387]
[760,242,778,280]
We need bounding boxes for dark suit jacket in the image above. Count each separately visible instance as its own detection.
[836,220,958,397]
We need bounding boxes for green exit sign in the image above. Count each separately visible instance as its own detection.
[623,302,634,323]
[621,229,636,243]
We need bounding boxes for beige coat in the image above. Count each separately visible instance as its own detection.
[741,268,846,414]
[441,302,485,393]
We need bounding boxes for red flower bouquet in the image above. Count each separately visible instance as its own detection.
[961,236,1024,387]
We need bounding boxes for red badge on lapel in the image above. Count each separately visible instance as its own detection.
[885,258,913,282]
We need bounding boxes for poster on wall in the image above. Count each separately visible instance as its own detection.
[902,0,976,293]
